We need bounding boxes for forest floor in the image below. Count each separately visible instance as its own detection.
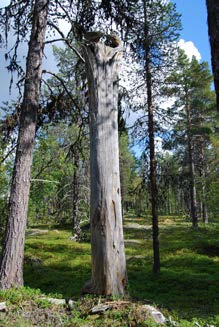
[0,214,218,326]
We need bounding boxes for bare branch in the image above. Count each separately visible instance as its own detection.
[42,69,81,111]
[44,38,68,45]
[1,144,17,164]
[55,0,74,39]
[47,22,85,63]
[41,78,53,94]
[30,179,60,184]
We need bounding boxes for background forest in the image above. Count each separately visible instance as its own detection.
[0,0,218,326]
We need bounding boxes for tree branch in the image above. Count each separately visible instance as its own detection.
[44,38,68,44]
[1,144,17,164]
[30,179,60,184]
[42,69,81,111]
[33,158,54,179]
[55,0,74,39]
[47,22,85,63]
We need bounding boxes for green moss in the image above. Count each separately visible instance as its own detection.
[126,220,219,324]
[1,218,212,326]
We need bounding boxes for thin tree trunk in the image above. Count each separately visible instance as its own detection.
[72,149,80,231]
[82,39,127,295]
[143,0,160,275]
[0,0,49,289]
[167,186,172,215]
[199,141,209,224]
[202,202,209,224]
[185,95,198,228]
[206,0,219,112]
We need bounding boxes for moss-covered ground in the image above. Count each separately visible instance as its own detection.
[0,214,218,326]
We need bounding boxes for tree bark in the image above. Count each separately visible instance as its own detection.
[199,141,209,224]
[143,0,160,275]
[202,202,209,224]
[185,95,198,228]
[206,0,219,112]
[0,0,49,289]
[82,40,127,296]
[72,149,80,231]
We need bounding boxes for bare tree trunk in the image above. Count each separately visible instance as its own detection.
[202,201,209,224]
[199,141,209,224]
[82,39,127,295]
[185,96,198,228]
[72,149,80,231]
[167,186,172,215]
[0,0,49,289]
[143,0,160,275]
[206,0,219,112]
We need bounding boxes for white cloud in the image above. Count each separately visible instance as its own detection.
[0,0,10,9]
[178,39,201,61]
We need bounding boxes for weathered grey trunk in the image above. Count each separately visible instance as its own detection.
[206,0,219,111]
[0,0,49,289]
[82,41,127,295]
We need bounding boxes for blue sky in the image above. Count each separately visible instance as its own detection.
[173,0,211,66]
[0,0,212,105]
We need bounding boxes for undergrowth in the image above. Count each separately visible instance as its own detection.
[0,215,218,326]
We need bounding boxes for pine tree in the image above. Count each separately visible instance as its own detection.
[0,0,49,289]
[163,50,216,226]
[129,0,181,273]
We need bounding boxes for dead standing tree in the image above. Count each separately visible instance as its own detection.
[82,33,127,296]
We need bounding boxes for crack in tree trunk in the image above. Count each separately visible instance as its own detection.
[82,40,127,296]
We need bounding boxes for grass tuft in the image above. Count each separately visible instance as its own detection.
[0,216,218,326]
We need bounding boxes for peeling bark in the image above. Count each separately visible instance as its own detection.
[82,40,127,296]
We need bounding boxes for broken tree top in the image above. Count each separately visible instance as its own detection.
[84,31,122,48]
